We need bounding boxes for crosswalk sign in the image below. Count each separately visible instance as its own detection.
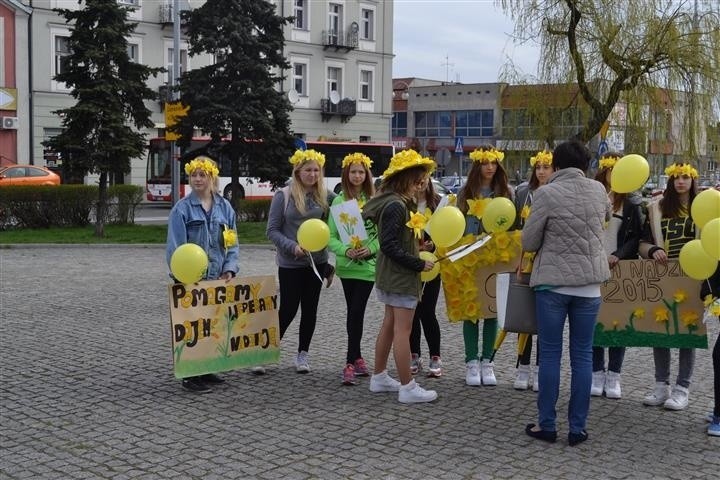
[454,136,464,154]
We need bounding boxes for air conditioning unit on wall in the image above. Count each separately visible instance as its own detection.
[1,116,19,130]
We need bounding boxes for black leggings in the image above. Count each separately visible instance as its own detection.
[714,331,720,417]
[410,276,442,357]
[278,265,325,353]
[340,278,374,364]
[518,335,539,366]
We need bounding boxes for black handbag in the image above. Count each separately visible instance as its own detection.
[503,273,537,334]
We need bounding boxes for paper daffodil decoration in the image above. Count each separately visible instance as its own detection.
[599,156,619,170]
[185,156,220,177]
[665,163,698,179]
[349,235,364,249]
[466,198,492,219]
[520,205,531,220]
[223,225,238,250]
[289,149,326,167]
[406,211,428,239]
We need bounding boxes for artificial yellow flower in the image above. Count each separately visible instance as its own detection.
[349,235,363,249]
[632,308,645,319]
[711,303,720,317]
[703,294,716,307]
[406,211,427,239]
[223,225,238,249]
[464,302,479,319]
[654,307,669,323]
[447,193,457,206]
[467,198,492,219]
[493,232,511,249]
[673,290,688,303]
[680,310,699,327]
[520,205,531,220]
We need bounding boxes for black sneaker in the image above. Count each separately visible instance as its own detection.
[182,377,211,393]
[200,373,225,384]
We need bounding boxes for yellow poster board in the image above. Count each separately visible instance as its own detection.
[595,259,707,348]
[439,231,522,322]
[168,275,280,378]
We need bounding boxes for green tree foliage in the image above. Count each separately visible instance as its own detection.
[172,0,296,204]
[44,0,162,237]
[498,0,720,155]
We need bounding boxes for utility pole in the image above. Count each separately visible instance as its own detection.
[170,0,181,205]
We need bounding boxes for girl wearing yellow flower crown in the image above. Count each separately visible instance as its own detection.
[457,145,513,387]
[639,162,700,410]
[589,152,644,400]
[266,149,337,375]
[362,149,438,403]
[166,155,240,393]
[327,152,378,385]
[512,149,553,391]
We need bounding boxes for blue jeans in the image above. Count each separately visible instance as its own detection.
[535,290,600,434]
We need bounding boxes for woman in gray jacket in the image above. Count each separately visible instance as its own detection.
[521,140,610,446]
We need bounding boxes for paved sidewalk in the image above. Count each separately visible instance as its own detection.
[1,245,718,479]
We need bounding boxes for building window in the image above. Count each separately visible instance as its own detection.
[55,36,71,77]
[415,111,452,137]
[328,3,343,44]
[167,47,188,84]
[327,66,342,97]
[126,43,139,62]
[392,112,407,138]
[456,110,494,137]
[359,70,373,101]
[293,62,307,95]
[360,8,374,40]
[117,0,139,5]
[294,0,306,29]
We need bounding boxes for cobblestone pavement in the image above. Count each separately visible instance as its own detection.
[1,245,718,480]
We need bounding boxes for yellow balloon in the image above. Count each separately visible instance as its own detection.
[610,154,649,194]
[419,251,440,282]
[691,188,720,229]
[428,206,466,248]
[679,239,717,280]
[297,218,330,252]
[482,197,516,233]
[170,243,209,284]
[701,217,720,260]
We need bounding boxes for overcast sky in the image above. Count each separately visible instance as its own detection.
[392,0,540,83]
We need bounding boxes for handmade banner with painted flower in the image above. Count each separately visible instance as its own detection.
[330,199,368,246]
[595,259,707,348]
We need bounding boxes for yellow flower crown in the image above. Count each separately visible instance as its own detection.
[342,152,373,169]
[185,156,219,177]
[383,149,436,178]
[665,163,698,179]
[289,149,326,167]
[599,156,619,170]
[469,148,504,163]
[529,151,553,167]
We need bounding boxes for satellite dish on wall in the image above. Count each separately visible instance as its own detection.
[329,90,340,105]
[287,89,300,104]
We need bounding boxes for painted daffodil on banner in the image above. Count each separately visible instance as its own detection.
[673,290,688,303]
[406,211,428,239]
[466,198,492,219]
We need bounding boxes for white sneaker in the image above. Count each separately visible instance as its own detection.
[643,382,671,406]
[664,385,689,410]
[369,371,401,392]
[251,366,266,375]
[398,379,438,403]
[513,364,530,390]
[532,369,539,392]
[591,370,605,397]
[480,359,497,386]
[604,371,622,399]
[294,351,310,373]
[465,360,481,386]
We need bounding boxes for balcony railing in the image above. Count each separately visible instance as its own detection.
[320,98,357,123]
[322,25,359,51]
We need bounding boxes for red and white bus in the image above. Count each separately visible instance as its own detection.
[145,137,395,201]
